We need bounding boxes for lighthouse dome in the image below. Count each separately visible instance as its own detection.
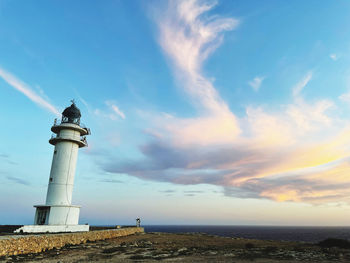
[62,102,81,124]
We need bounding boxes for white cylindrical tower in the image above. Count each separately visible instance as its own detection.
[34,102,90,227]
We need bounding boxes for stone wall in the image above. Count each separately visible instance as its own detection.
[0,227,144,256]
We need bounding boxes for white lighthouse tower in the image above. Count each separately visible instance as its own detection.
[16,101,90,233]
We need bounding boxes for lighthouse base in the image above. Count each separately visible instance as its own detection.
[14,224,89,233]
[13,204,89,233]
[34,205,82,225]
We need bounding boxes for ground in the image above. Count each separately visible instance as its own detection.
[1,232,350,262]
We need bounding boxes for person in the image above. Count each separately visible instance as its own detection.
[136,218,141,227]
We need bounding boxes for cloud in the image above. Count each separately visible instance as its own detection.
[93,101,126,121]
[0,67,60,116]
[0,153,17,165]
[106,101,126,119]
[6,176,30,186]
[292,72,312,97]
[105,124,350,203]
[150,0,240,146]
[286,98,333,132]
[99,0,348,205]
[157,0,239,114]
[330,53,338,61]
[99,178,123,184]
[159,189,176,193]
[225,157,350,203]
[248,76,265,91]
[339,92,350,103]
[184,190,203,194]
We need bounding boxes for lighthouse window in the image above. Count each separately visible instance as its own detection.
[49,178,53,182]
[54,150,57,154]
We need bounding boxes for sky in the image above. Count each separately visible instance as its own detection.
[1,0,350,226]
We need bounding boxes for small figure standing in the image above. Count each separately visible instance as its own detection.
[136,218,141,227]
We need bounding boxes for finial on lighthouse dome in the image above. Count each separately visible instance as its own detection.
[62,100,81,124]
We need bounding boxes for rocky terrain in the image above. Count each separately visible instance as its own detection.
[1,232,350,262]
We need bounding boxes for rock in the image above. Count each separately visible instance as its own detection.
[177,247,189,255]
[153,253,171,259]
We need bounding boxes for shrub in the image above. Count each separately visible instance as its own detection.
[263,246,278,253]
[245,243,255,249]
[318,238,350,249]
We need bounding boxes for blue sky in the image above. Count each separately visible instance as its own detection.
[1,0,350,226]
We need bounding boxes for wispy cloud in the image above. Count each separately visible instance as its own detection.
[99,178,123,184]
[0,153,17,165]
[0,67,60,116]
[248,76,265,91]
[158,0,239,114]
[93,101,126,121]
[339,92,350,103]
[159,189,176,193]
[6,176,30,186]
[292,72,312,97]
[151,0,241,146]
[106,101,126,119]
[184,190,203,194]
[330,53,338,61]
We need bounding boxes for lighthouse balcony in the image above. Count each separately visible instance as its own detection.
[51,119,91,136]
[49,134,88,147]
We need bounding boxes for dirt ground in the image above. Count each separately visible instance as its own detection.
[1,232,350,262]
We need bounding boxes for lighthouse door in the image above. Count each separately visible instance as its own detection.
[35,207,49,225]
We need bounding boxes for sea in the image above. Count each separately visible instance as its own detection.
[143,225,350,243]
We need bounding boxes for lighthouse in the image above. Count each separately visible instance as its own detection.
[15,101,90,233]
